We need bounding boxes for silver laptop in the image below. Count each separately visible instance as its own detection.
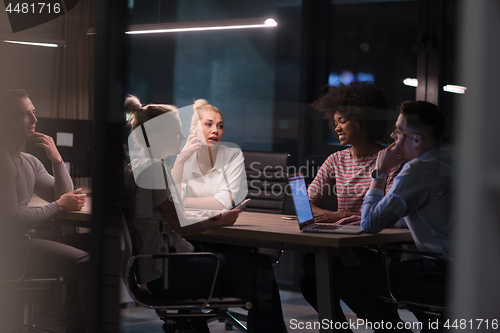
[288,174,363,234]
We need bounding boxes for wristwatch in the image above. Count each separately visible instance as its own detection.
[371,169,387,181]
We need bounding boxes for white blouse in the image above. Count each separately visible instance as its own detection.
[180,144,248,209]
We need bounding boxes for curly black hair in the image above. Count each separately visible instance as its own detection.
[311,81,390,143]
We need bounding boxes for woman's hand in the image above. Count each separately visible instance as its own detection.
[55,188,86,212]
[212,209,241,226]
[177,134,203,163]
[312,205,358,223]
[333,215,361,226]
[29,132,62,165]
[171,133,203,190]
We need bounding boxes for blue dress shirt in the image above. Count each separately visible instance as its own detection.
[361,148,455,257]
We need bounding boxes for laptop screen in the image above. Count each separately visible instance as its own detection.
[289,174,314,228]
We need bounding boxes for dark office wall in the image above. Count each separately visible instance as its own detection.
[272,5,304,164]
[126,0,458,166]
[307,0,421,157]
[127,0,302,153]
[126,0,177,104]
[173,0,279,152]
[0,1,93,120]
[0,11,59,118]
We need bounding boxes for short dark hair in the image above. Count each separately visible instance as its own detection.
[311,81,390,143]
[0,89,29,139]
[1,89,29,112]
[397,100,445,143]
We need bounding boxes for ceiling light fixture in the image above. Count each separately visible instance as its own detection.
[125,18,277,35]
[403,78,418,87]
[3,39,66,48]
[443,84,467,94]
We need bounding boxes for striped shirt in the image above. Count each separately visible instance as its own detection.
[308,148,402,213]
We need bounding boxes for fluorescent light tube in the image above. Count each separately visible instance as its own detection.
[125,17,277,35]
[4,39,66,48]
[443,84,467,94]
[403,78,418,87]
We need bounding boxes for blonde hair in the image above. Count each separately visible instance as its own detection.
[191,99,223,126]
[125,94,177,131]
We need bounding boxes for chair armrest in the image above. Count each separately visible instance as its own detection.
[21,233,33,241]
[378,242,446,261]
[125,252,220,309]
[377,242,447,303]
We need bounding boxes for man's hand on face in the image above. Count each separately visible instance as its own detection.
[29,132,63,165]
[376,135,406,174]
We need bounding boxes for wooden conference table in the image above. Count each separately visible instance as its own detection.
[30,197,413,333]
[29,195,93,227]
[187,211,413,333]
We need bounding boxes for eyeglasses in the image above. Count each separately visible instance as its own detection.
[391,127,421,137]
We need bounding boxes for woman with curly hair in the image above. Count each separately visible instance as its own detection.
[308,80,401,223]
[301,81,404,321]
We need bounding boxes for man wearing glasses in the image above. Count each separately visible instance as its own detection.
[335,100,454,332]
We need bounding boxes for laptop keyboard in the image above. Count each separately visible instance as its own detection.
[308,224,339,230]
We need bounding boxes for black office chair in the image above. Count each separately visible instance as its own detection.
[376,242,451,323]
[120,216,252,333]
[0,234,65,333]
[242,150,290,214]
[241,150,290,266]
[303,154,338,211]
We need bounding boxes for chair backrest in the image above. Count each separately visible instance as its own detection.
[304,154,338,211]
[378,242,450,318]
[242,151,289,214]
[120,215,133,282]
[120,215,165,308]
[120,215,139,294]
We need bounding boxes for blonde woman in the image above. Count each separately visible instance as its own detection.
[171,99,247,210]
[124,95,287,333]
